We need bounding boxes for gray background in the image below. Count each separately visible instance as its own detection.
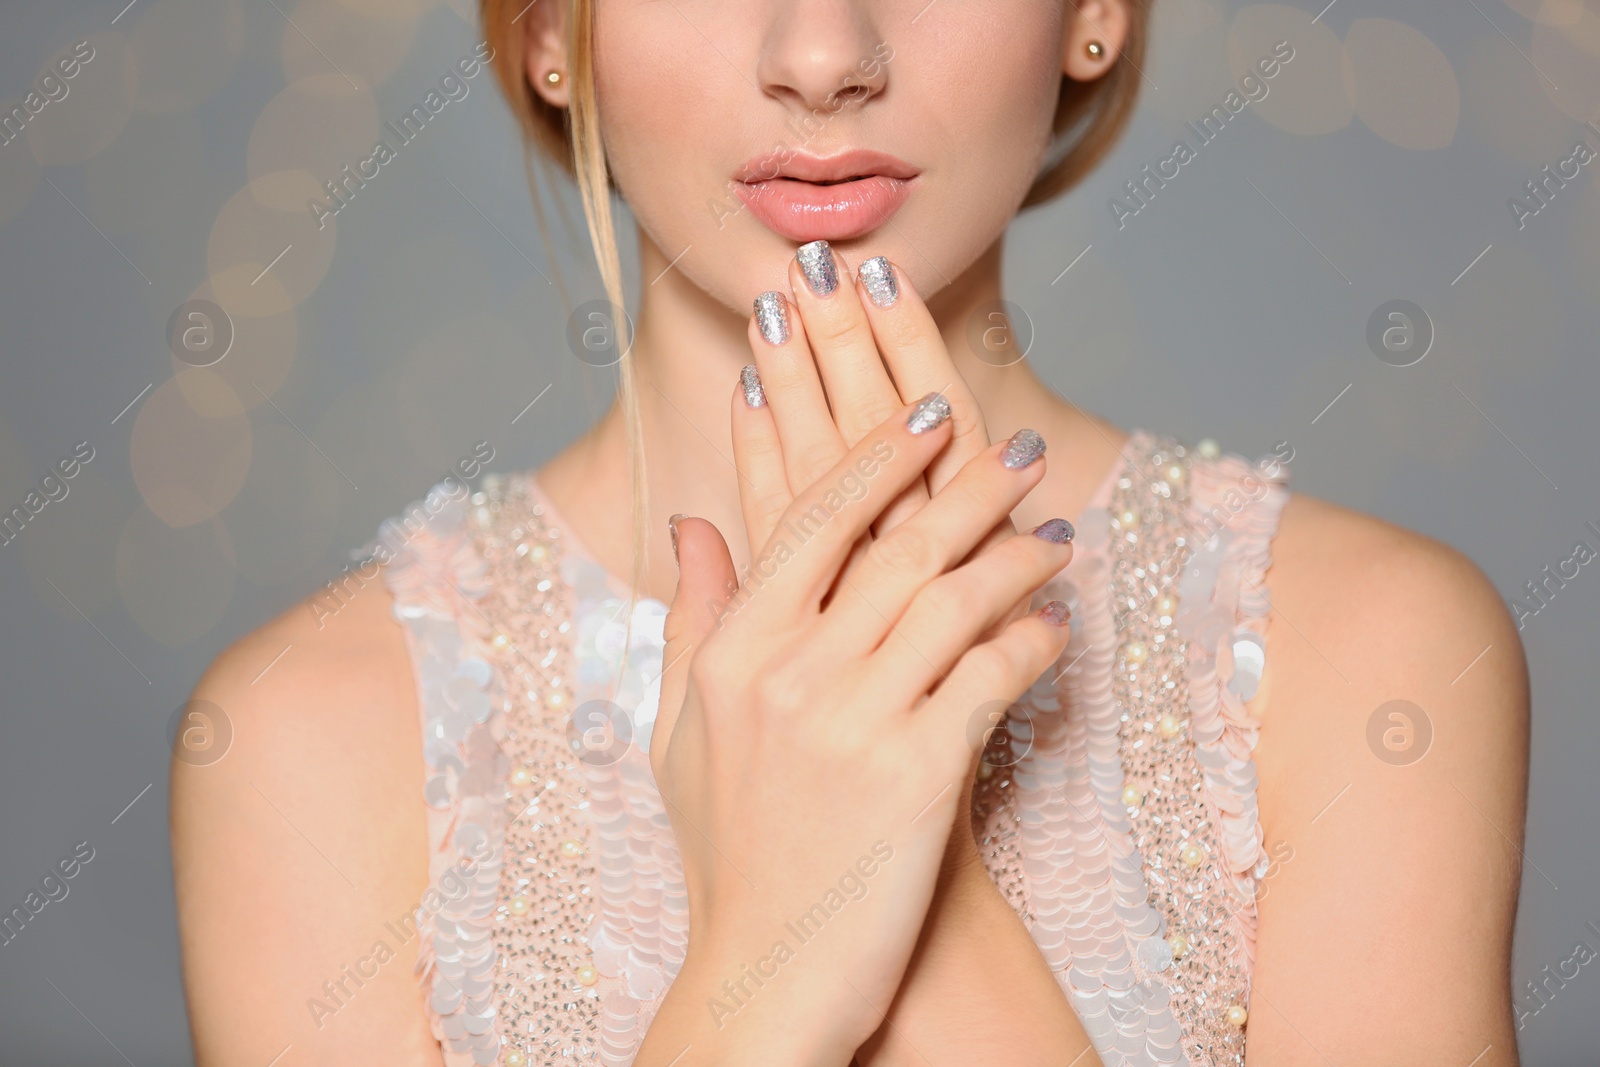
[2,0,1597,1062]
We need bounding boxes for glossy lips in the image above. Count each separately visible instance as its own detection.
[734,149,919,243]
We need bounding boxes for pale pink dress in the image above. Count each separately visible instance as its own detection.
[366,430,1290,1067]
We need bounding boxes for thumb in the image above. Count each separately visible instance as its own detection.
[654,514,737,763]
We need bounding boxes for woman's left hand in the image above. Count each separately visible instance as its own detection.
[731,240,1097,1067]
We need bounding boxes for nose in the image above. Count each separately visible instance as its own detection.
[756,0,889,115]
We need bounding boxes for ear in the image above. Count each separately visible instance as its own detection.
[523,0,572,108]
[1061,0,1132,82]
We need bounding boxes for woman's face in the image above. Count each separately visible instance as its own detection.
[579,1,1082,312]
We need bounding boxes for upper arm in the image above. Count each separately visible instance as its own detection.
[1247,495,1529,1066]
[170,578,445,1067]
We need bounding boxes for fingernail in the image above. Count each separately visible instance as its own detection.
[740,364,766,408]
[859,256,898,308]
[668,513,687,562]
[1000,428,1046,469]
[1038,600,1071,626]
[797,240,839,296]
[754,291,788,345]
[1032,518,1075,544]
[906,391,951,434]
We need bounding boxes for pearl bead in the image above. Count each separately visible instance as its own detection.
[492,633,510,649]
[505,1052,526,1067]
[511,766,532,787]
[1164,463,1185,484]
[1198,438,1220,459]
[1180,842,1204,868]
[576,964,599,987]
[1121,784,1143,808]
[560,838,582,858]
[1225,1003,1248,1028]
[1157,593,1177,616]
[1117,507,1140,528]
[1167,932,1189,959]
[546,690,565,708]
[530,543,550,563]
[1158,713,1182,738]
[509,895,529,916]
[1124,641,1148,665]
[976,759,994,780]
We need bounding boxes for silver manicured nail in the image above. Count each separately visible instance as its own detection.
[1000,428,1046,469]
[1038,600,1071,626]
[858,256,898,308]
[668,513,686,562]
[797,240,839,296]
[906,392,951,434]
[1032,518,1075,543]
[754,291,788,345]
[740,364,766,408]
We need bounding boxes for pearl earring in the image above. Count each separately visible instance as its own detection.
[546,69,563,86]
[1085,40,1105,60]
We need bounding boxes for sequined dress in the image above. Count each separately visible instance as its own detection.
[367,430,1290,1067]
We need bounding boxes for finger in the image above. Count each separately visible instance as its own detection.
[655,515,739,776]
[790,242,909,447]
[789,242,930,535]
[853,258,993,496]
[866,519,1076,700]
[729,364,791,556]
[917,601,1075,766]
[749,290,849,493]
[820,432,1050,651]
[736,392,956,625]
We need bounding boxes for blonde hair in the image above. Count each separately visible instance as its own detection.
[480,0,1154,591]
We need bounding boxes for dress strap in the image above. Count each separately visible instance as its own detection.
[368,481,504,1067]
[997,431,1290,1067]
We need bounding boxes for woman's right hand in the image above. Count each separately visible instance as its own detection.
[636,392,1076,1066]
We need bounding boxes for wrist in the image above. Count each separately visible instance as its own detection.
[646,942,867,1067]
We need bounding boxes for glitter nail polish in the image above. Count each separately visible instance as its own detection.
[858,256,898,308]
[1038,600,1071,626]
[754,291,788,345]
[906,392,951,434]
[1033,518,1076,543]
[797,240,839,296]
[739,364,766,408]
[1000,428,1046,469]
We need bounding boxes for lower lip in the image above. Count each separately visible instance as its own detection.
[733,175,916,243]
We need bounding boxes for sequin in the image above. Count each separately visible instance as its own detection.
[372,430,1289,1066]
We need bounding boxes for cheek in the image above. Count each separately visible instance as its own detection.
[888,10,1062,273]
[595,5,755,259]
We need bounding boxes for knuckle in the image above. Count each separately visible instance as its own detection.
[911,577,965,623]
[871,526,942,581]
[754,668,808,719]
[963,640,1019,687]
[795,441,845,486]
[809,313,866,349]
[842,397,900,438]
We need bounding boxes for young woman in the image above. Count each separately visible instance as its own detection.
[170,2,1529,1065]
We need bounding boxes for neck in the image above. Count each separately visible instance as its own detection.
[548,224,1102,601]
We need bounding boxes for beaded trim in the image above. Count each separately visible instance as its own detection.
[999,432,1288,1066]
[378,429,1288,1067]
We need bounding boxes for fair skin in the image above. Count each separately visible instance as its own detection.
[172,2,1529,1066]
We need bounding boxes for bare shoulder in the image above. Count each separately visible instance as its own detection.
[171,574,443,1065]
[1245,492,1530,1065]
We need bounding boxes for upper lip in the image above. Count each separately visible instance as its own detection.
[736,148,919,185]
